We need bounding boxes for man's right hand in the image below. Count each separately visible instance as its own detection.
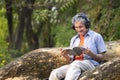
[59,49,70,62]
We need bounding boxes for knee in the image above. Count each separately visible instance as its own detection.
[70,60,81,67]
[50,68,61,79]
[50,69,59,76]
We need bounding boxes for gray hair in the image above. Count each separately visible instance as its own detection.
[72,13,90,25]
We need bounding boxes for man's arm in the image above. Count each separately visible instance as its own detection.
[88,34,107,62]
[83,48,106,62]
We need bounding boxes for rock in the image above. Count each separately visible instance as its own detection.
[79,57,120,80]
[0,40,120,80]
[0,48,67,80]
[105,40,120,60]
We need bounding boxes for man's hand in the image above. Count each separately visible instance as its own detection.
[83,48,106,62]
[59,49,70,62]
[82,48,93,56]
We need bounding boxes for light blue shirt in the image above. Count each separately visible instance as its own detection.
[70,29,107,66]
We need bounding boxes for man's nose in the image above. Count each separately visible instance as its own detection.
[77,28,82,31]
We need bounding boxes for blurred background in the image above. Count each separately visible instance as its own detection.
[0,0,120,67]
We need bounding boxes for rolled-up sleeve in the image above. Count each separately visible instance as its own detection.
[96,34,107,54]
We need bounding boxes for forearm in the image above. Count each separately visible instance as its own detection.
[89,52,105,62]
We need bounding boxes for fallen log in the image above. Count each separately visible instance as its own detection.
[0,40,120,80]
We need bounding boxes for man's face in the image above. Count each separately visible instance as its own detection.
[74,21,88,36]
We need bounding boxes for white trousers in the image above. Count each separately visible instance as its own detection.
[49,60,95,80]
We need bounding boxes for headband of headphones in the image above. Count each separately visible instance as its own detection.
[72,13,90,30]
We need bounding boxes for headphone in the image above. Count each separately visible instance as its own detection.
[72,14,90,30]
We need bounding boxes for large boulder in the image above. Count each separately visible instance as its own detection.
[0,40,120,80]
[0,48,67,80]
[79,57,120,80]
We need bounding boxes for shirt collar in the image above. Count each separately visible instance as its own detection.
[85,29,91,37]
[76,29,92,38]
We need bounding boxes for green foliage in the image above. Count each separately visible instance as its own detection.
[0,0,5,8]
[0,8,12,67]
[53,0,120,47]
[98,8,120,41]
[0,0,120,67]
[54,18,76,47]
[87,1,120,41]
[32,0,77,24]
[59,0,78,12]
[33,9,50,23]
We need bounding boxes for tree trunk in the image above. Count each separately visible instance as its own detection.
[12,6,28,57]
[26,12,39,50]
[0,40,120,80]
[5,0,13,47]
[25,0,39,50]
[12,0,36,57]
[40,23,54,47]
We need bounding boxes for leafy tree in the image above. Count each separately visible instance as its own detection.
[4,0,79,57]
[0,0,120,67]
[0,8,12,67]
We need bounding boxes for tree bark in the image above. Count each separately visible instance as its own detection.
[12,6,28,57]
[39,22,55,47]
[12,0,36,57]
[26,12,39,50]
[5,0,13,46]
[0,40,120,80]
[25,0,39,50]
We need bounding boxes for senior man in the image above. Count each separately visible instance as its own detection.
[49,13,107,80]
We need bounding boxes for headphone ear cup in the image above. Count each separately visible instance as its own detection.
[85,22,90,28]
[72,25,75,30]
